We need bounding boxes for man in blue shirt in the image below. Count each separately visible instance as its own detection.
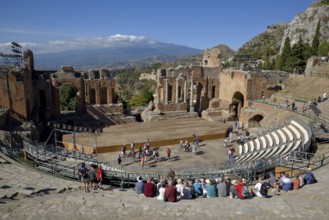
[304,168,316,184]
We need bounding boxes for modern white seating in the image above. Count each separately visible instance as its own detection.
[265,134,273,147]
[271,131,280,145]
[277,129,287,143]
[291,120,309,144]
[255,138,261,151]
[260,136,267,149]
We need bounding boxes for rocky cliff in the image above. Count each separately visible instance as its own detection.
[279,3,329,52]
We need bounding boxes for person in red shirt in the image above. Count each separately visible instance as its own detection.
[235,179,246,199]
[164,180,177,202]
[292,173,300,190]
[143,177,156,197]
[96,166,103,189]
[166,148,171,162]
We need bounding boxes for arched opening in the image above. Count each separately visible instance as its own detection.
[230,91,244,119]
[168,85,173,102]
[178,85,182,100]
[204,60,208,65]
[100,87,107,104]
[59,84,77,112]
[195,82,204,115]
[248,114,264,128]
[90,88,96,104]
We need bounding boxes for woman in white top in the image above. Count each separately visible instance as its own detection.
[157,183,166,200]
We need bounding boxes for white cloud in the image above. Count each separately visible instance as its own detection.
[0,34,153,54]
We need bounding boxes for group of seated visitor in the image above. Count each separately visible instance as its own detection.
[134,168,317,202]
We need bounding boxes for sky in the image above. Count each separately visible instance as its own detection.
[0,0,316,54]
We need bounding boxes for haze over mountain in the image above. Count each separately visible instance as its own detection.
[34,40,202,69]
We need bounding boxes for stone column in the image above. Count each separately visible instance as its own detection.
[183,80,187,103]
[175,79,179,103]
[189,78,194,112]
[155,87,160,104]
[164,79,168,104]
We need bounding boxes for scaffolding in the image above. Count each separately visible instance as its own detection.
[0,42,23,66]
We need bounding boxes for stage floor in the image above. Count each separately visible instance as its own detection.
[63,118,228,153]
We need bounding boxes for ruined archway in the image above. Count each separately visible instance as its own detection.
[230,91,244,118]
[59,84,77,112]
[52,77,85,114]
[248,114,264,128]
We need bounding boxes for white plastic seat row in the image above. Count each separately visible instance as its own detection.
[277,129,287,143]
[282,126,294,141]
[288,124,301,139]
[291,120,309,144]
[271,131,280,145]
[265,134,273,147]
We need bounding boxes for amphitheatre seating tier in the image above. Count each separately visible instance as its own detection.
[277,129,287,143]
[235,120,309,163]
[291,120,309,144]
[271,131,280,145]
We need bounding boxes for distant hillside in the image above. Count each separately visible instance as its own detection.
[160,44,235,68]
[34,42,202,69]
[238,23,287,59]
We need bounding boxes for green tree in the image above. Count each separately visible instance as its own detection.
[281,37,291,71]
[318,41,329,56]
[311,20,321,55]
[59,84,77,111]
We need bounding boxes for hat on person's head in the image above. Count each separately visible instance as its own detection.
[231,179,237,185]
[242,178,246,183]
[206,179,213,184]
[306,167,312,172]
[137,176,143,182]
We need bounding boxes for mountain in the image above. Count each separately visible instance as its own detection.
[238,24,287,59]
[34,42,202,69]
[237,1,329,59]
[279,2,329,52]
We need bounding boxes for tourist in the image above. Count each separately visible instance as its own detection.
[275,172,292,193]
[135,176,144,195]
[130,141,135,151]
[292,101,296,112]
[292,173,300,190]
[140,155,145,169]
[268,172,277,188]
[224,176,232,197]
[229,179,239,199]
[121,144,127,157]
[200,178,207,197]
[304,168,317,184]
[180,139,184,148]
[193,179,203,197]
[298,171,305,188]
[166,148,171,161]
[88,164,97,190]
[181,181,192,200]
[192,144,197,156]
[184,141,190,152]
[77,162,90,193]
[144,177,156,198]
[224,139,228,148]
[157,182,166,200]
[166,168,175,180]
[96,165,103,189]
[176,179,184,198]
[251,177,266,198]
[188,180,196,199]
[138,146,143,158]
[322,92,327,102]
[206,179,217,198]
[217,178,227,197]
[229,132,233,142]
[117,154,122,165]
[164,180,177,202]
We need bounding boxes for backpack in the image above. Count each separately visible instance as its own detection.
[259,183,268,196]
[79,167,88,178]
[242,185,250,197]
